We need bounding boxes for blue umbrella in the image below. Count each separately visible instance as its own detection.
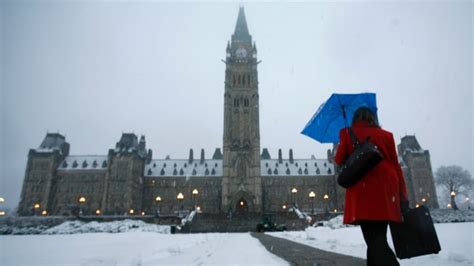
[301,93,378,143]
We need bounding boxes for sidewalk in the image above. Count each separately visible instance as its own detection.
[251,232,366,266]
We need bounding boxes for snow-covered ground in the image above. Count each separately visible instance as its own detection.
[269,221,474,266]
[0,232,288,266]
[1,218,473,265]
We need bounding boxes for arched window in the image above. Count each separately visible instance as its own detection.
[243,75,246,85]
[233,75,236,86]
[238,75,241,85]
[248,75,251,86]
[234,98,240,107]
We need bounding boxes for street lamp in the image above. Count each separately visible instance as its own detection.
[192,189,199,210]
[129,209,134,215]
[309,191,316,214]
[450,191,458,210]
[421,198,426,204]
[78,196,86,216]
[155,196,162,215]
[34,203,40,216]
[0,197,4,203]
[177,192,184,211]
[41,210,47,216]
[466,197,470,210]
[323,194,329,214]
[291,188,298,207]
[95,209,101,215]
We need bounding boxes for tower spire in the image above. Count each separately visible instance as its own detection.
[232,7,251,43]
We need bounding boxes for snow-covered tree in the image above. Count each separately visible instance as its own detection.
[435,165,472,210]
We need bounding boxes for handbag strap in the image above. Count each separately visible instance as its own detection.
[348,127,361,147]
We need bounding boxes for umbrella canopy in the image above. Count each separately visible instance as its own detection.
[301,93,378,143]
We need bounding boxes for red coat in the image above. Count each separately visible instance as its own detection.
[335,121,408,224]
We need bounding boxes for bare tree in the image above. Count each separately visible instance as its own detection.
[435,165,472,210]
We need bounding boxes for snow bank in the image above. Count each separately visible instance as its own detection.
[42,219,170,234]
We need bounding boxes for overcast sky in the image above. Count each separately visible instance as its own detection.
[1,1,472,208]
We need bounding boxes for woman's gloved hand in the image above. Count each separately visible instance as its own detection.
[400,200,410,215]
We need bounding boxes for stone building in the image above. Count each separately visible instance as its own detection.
[17,7,437,217]
[398,136,439,209]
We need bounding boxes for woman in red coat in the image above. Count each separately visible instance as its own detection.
[335,107,409,266]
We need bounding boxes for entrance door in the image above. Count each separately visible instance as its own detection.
[235,197,248,213]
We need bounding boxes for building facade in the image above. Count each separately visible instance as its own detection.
[17,7,438,217]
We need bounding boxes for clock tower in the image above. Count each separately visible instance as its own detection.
[222,7,262,213]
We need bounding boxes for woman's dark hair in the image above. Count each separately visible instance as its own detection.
[351,106,380,127]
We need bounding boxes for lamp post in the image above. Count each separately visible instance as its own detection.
[309,191,316,214]
[33,203,40,216]
[155,196,162,216]
[291,188,298,208]
[78,196,86,216]
[177,192,184,212]
[0,197,5,216]
[323,194,329,215]
[192,189,199,210]
[466,197,470,210]
[450,191,458,210]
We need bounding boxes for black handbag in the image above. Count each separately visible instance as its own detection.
[337,128,383,188]
[390,205,441,259]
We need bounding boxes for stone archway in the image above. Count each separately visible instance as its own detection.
[229,190,254,213]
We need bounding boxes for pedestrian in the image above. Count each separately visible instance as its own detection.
[335,106,409,266]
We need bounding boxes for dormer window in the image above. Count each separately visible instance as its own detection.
[92,160,98,168]
[147,168,152,175]
[72,160,78,168]
[62,161,68,168]
[160,169,165,175]
[211,168,216,175]
[102,161,107,168]
[179,168,184,175]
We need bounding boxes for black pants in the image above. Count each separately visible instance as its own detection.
[360,221,399,266]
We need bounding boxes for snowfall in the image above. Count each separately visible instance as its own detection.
[0,216,472,266]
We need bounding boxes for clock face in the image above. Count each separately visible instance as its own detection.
[236,47,247,58]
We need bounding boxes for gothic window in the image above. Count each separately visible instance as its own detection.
[286,168,290,175]
[163,163,167,168]
[160,169,165,175]
[267,168,272,175]
[243,75,246,85]
[184,163,187,168]
[265,162,268,167]
[244,98,249,107]
[238,75,241,85]
[305,162,308,167]
[72,160,78,168]
[295,162,298,167]
[234,98,240,107]
[102,161,107,168]
[205,168,210,175]
[147,169,152,175]
[314,162,318,167]
[328,168,332,174]
[179,168,184,175]
[215,163,218,168]
[62,161,68,168]
[192,169,197,175]
[273,168,278,175]
[285,162,288,167]
[211,168,216,175]
[92,160,98,168]
[153,163,156,168]
[304,168,308,175]
[316,168,320,175]
[248,75,251,86]
[174,163,177,168]
[324,162,327,167]
[173,169,178,176]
